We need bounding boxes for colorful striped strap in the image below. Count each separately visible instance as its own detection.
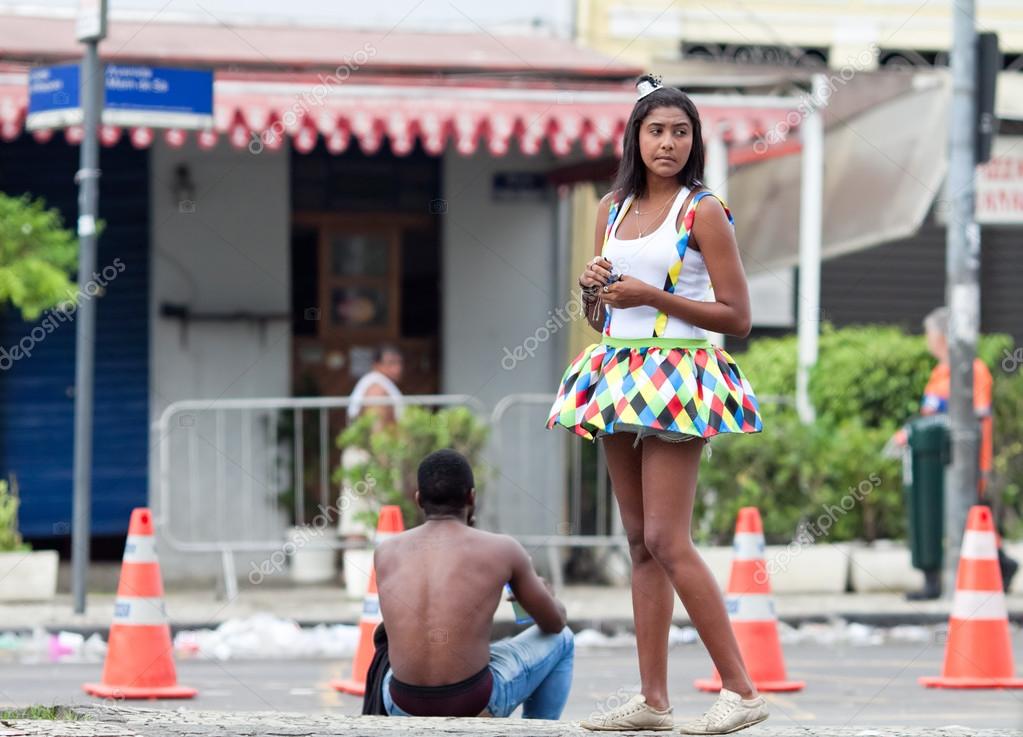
[601,196,626,250]
[600,194,632,336]
[651,191,734,337]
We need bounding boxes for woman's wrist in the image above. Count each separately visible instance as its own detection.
[643,282,665,310]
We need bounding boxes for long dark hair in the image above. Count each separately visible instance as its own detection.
[611,76,705,201]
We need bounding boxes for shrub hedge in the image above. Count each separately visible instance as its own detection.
[695,325,1021,544]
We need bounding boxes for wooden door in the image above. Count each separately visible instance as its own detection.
[291,213,439,401]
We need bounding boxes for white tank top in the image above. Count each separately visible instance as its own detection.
[347,370,404,422]
[601,186,712,340]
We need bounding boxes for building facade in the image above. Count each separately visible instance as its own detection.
[0,12,642,576]
[572,0,1023,346]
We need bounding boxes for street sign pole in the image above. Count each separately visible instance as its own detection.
[944,0,980,598]
[72,0,107,616]
[25,5,209,615]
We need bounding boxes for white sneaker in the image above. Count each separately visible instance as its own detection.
[580,694,675,732]
[677,689,768,735]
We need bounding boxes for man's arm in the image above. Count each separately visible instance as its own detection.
[362,382,397,428]
[506,538,567,633]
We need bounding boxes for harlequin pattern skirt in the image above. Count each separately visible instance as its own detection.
[546,336,763,442]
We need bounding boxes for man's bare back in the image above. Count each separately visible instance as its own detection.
[376,519,565,686]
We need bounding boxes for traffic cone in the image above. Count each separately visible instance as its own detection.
[331,505,405,696]
[83,508,197,699]
[695,507,804,692]
[920,505,1023,688]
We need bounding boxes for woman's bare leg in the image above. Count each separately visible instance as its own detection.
[640,438,757,699]
[602,434,673,710]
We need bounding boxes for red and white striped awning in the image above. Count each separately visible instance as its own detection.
[0,69,799,158]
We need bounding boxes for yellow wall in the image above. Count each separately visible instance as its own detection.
[578,0,1023,68]
[567,183,603,359]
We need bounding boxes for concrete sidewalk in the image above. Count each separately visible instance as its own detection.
[0,706,1017,737]
[2,585,1022,636]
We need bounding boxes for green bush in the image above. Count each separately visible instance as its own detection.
[334,406,490,530]
[991,363,1023,538]
[737,324,1012,428]
[0,478,30,553]
[696,405,903,544]
[698,324,1021,543]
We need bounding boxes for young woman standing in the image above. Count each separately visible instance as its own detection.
[547,75,768,735]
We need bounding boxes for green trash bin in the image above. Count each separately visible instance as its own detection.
[902,414,951,573]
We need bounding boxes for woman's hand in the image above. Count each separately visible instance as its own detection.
[580,256,614,289]
[600,276,655,309]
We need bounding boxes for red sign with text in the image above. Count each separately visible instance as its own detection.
[976,137,1023,225]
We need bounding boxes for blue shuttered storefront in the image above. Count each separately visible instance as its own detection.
[0,135,149,538]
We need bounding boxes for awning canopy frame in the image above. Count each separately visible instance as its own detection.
[0,67,804,159]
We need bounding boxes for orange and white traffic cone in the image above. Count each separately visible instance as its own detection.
[920,505,1023,688]
[331,505,404,696]
[695,507,804,693]
[83,508,196,699]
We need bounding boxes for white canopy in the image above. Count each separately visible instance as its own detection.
[730,72,952,275]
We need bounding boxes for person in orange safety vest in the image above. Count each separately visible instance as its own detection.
[891,307,1017,599]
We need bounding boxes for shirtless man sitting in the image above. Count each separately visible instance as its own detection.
[375,448,575,719]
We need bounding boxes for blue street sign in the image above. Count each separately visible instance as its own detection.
[103,65,213,129]
[27,64,82,130]
[26,63,213,131]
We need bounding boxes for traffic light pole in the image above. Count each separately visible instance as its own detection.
[71,29,103,616]
[943,0,981,598]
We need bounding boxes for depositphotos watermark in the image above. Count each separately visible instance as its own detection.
[248,473,376,585]
[0,258,126,371]
[753,43,878,154]
[249,43,377,155]
[756,471,882,584]
[1002,346,1022,373]
[586,684,643,725]
[501,289,591,370]
[500,258,634,372]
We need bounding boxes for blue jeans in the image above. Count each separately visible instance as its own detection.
[382,625,574,719]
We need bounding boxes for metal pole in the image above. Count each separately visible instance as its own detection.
[71,38,102,615]
[944,0,980,598]
[796,74,826,424]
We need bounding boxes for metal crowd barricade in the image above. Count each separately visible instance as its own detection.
[487,394,627,591]
[484,393,789,588]
[155,394,485,599]
[156,391,778,597]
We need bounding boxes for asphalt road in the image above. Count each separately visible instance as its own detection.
[2,641,1022,731]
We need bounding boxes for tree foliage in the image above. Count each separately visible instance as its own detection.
[0,193,78,321]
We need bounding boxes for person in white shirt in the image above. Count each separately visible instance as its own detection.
[339,344,405,541]
[347,344,405,427]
